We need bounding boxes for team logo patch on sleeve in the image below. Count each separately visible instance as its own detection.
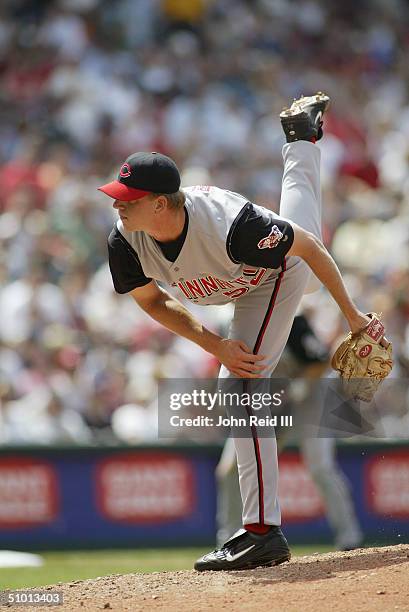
[257,225,284,249]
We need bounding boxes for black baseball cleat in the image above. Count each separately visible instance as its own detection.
[194,527,291,571]
[280,92,330,143]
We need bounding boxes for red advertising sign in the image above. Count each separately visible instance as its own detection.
[96,453,195,523]
[0,457,59,528]
[279,453,325,521]
[365,451,409,518]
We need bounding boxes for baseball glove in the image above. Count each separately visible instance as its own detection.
[331,313,393,402]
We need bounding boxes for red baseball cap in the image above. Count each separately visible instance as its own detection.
[98,151,181,201]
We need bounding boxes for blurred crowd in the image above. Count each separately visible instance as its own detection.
[0,0,408,445]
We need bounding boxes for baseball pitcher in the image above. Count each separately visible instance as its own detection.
[99,93,392,571]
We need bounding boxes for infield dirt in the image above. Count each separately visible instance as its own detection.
[4,544,409,612]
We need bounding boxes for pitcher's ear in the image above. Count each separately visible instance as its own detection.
[153,195,168,213]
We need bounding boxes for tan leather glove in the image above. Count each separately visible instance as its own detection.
[331,313,393,402]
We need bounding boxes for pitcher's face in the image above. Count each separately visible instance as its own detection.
[113,195,156,231]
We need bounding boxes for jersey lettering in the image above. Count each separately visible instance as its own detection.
[232,276,249,286]
[248,268,268,286]
[215,278,235,290]
[185,279,206,298]
[199,276,220,296]
[222,287,249,299]
[175,268,269,301]
[178,282,192,299]
[191,185,213,192]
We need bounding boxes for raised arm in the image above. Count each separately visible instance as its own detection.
[130,281,266,377]
[287,224,370,333]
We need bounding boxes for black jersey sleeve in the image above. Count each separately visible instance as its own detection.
[107,226,152,294]
[227,202,294,269]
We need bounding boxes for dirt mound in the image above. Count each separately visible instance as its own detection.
[6,544,409,612]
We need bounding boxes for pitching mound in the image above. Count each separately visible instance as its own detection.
[12,544,409,612]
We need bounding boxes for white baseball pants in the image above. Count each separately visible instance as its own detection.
[219,141,322,525]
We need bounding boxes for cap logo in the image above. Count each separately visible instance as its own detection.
[119,163,131,178]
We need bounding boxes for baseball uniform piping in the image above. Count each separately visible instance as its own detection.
[251,407,265,524]
[242,380,265,524]
[253,257,286,354]
[247,257,286,524]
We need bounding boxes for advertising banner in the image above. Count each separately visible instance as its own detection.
[0,443,407,549]
[0,447,218,549]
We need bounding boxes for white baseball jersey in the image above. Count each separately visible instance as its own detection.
[108,186,294,305]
